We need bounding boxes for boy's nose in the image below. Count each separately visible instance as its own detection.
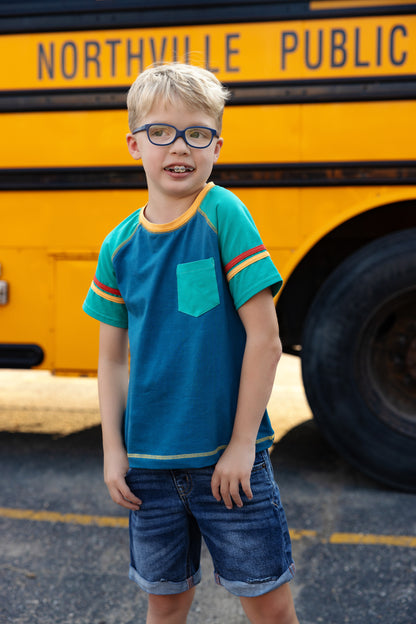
[170,136,190,152]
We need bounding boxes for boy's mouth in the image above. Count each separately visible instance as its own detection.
[165,166,194,173]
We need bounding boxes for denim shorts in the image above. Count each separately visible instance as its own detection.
[125,450,295,597]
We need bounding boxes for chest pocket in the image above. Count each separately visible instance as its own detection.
[177,257,220,317]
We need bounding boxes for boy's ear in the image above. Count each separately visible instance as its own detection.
[126,133,142,161]
[213,136,223,163]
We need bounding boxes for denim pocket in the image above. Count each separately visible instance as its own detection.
[251,450,268,474]
[177,257,220,317]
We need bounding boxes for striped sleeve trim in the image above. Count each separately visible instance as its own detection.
[91,277,125,304]
[93,276,121,296]
[225,246,270,282]
[224,244,266,273]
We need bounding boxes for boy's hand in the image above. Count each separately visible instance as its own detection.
[104,447,142,511]
[211,444,255,509]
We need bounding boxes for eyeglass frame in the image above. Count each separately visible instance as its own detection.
[131,123,219,149]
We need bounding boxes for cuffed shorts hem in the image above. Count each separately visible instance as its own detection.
[129,565,202,595]
[215,563,296,597]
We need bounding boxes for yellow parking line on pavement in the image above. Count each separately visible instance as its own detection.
[329,532,416,548]
[290,529,318,540]
[0,506,128,528]
[1,506,415,547]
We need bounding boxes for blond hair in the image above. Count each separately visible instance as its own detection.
[127,63,230,132]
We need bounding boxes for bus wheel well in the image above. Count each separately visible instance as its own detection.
[277,199,416,353]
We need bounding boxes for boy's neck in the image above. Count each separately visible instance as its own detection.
[144,186,206,225]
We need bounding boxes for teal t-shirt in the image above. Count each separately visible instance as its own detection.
[83,183,283,468]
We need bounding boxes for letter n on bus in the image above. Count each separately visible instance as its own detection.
[38,42,54,79]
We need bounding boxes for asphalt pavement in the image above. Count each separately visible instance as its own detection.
[1,359,415,623]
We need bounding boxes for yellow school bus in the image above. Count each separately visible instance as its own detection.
[1,0,415,490]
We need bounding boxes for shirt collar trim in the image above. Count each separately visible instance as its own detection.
[139,182,214,233]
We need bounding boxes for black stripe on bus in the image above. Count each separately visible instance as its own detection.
[2,76,416,113]
[0,1,415,34]
[1,162,416,190]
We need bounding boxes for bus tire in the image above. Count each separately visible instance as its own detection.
[301,228,416,491]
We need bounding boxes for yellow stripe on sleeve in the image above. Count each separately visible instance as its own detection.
[226,250,270,282]
[91,281,125,304]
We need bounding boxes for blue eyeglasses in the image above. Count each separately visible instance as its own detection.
[132,123,219,149]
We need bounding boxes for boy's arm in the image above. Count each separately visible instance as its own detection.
[211,287,282,509]
[98,322,141,511]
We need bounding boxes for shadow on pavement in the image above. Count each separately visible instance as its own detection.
[271,418,386,491]
[272,419,338,469]
[0,425,102,454]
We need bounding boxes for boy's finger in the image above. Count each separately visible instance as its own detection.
[210,472,222,501]
[108,484,139,510]
[108,478,142,509]
[241,478,253,501]
[229,481,243,508]
[120,483,142,505]
[220,481,233,509]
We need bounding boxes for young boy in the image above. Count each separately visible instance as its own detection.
[83,63,299,624]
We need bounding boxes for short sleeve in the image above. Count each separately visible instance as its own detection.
[82,235,128,328]
[215,189,283,309]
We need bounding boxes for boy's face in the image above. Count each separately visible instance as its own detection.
[126,102,223,209]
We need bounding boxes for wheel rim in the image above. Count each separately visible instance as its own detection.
[356,288,416,439]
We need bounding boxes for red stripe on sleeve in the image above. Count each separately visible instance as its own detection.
[93,276,122,296]
[224,245,266,273]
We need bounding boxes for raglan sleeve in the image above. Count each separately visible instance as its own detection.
[82,234,128,328]
[216,190,283,310]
